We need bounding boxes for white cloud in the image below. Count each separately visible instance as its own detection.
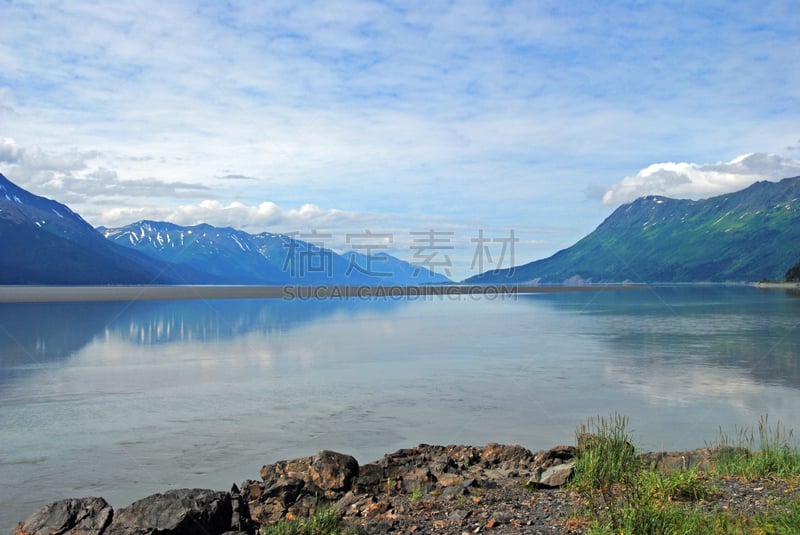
[97,199,377,233]
[603,153,800,205]
[19,146,97,174]
[0,137,95,176]
[2,2,800,276]
[0,137,210,203]
[604,362,763,410]
[0,137,22,163]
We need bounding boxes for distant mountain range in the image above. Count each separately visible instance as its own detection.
[100,220,451,285]
[0,172,451,285]
[466,176,800,284]
[0,173,207,284]
[5,170,800,286]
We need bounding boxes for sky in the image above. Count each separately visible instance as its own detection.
[1,1,799,280]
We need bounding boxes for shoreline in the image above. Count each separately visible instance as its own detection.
[7,280,797,303]
[11,439,799,535]
[755,281,800,289]
[0,283,647,303]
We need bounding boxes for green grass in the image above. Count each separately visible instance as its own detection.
[711,415,800,480]
[635,469,713,502]
[571,414,800,535]
[261,415,800,535]
[259,506,357,535]
[586,498,800,535]
[408,481,423,502]
[572,413,639,492]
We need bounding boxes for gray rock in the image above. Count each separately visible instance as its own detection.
[308,450,360,496]
[479,443,536,469]
[245,450,361,525]
[441,485,470,500]
[534,445,576,466]
[105,488,232,535]
[11,497,112,535]
[354,463,386,494]
[527,461,575,488]
[260,450,358,498]
[262,477,306,504]
[229,484,255,534]
[640,446,747,473]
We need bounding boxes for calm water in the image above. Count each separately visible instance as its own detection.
[1,286,799,529]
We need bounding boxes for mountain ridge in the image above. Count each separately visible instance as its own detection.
[0,173,216,284]
[0,171,453,285]
[101,220,453,285]
[5,170,799,286]
[465,176,800,284]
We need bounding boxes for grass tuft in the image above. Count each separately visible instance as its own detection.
[635,468,713,502]
[712,415,800,480]
[260,506,357,535]
[572,413,639,492]
[572,414,800,535]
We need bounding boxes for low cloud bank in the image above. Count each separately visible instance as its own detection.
[603,152,800,205]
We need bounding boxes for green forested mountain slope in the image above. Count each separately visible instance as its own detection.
[465,176,800,284]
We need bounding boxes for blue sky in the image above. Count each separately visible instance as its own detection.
[1,1,799,279]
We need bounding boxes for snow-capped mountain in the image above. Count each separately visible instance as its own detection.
[0,171,95,239]
[100,221,290,284]
[1,171,452,285]
[0,172,203,284]
[101,221,454,285]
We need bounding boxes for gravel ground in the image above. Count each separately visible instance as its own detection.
[345,474,800,534]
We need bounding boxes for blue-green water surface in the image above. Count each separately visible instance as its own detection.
[1,286,799,529]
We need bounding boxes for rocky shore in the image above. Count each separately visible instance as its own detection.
[11,443,799,535]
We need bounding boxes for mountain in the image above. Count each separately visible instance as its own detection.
[0,173,209,284]
[341,251,452,284]
[100,222,454,285]
[465,176,800,284]
[100,221,291,284]
[0,172,452,286]
[786,262,800,282]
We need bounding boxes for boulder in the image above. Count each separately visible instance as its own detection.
[12,497,112,535]
[534,445,576,467]
[260,450,358,498]
[105,488,232,535]
[355,443,538,495]
[354,463,386,494]
[527,461,575,488]
[526,445,578,489]
[479,443,536,468]
[229,484,256,535]
[307,450,360,497]
[246,450,358,524]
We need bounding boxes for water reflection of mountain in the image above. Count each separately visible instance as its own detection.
[0,302,122,370]
[0,298,402,374]
[108,298,401,345]
[520,286,800,390]
[785,289,800,299]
